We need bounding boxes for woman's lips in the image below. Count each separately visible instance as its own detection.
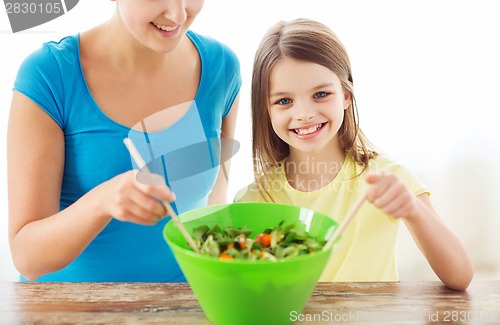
[151,22,180,36]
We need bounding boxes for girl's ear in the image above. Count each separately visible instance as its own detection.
[343,91,352,110]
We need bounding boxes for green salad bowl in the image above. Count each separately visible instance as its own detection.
[163,202,338,325]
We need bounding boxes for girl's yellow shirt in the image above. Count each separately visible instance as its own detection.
[235,154,428,282]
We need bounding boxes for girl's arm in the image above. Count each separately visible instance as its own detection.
[208,94,240,205]
[366,173,473,291]
[8,93,174,280]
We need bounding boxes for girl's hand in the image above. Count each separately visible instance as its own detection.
[365,172,418,220]
[98,170,176,225]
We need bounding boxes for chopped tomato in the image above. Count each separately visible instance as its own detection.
[219,251,233,260]
[255,233,272,247]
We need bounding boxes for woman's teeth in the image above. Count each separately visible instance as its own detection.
[152,23,177,31]
[294,123,323,135]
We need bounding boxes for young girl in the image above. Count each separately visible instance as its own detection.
[8,0,241,282]
[235,18,473,290]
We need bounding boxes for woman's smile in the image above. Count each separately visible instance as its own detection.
[151,22,181,37]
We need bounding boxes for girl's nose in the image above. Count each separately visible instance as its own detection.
[294,104,315,121]
[162,0,187,25]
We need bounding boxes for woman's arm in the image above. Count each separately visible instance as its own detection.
[208,94,240,205]
[8,92,174,280]
[366,172,473,291]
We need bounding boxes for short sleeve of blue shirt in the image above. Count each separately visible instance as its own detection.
[14,40,69,128]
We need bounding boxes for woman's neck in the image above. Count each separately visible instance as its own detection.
[286,144,345,192]
[83,13,183,75]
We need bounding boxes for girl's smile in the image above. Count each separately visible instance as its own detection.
[290,122,328,139]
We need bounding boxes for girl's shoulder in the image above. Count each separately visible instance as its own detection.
[234,183,264,203]
[367,153,414,174]
[234,162,285,203]
[367,153,429,195]
[367,153,399,171]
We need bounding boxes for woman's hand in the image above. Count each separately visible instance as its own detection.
[98,170,176,225]
[365,172,418,220]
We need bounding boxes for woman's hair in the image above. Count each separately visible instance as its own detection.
[251,18,377,180]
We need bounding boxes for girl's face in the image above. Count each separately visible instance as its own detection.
[116,0,204,52]
[268,57,351,155]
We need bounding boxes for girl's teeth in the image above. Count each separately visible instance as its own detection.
[295,124,322,135]
[153,23,177,31]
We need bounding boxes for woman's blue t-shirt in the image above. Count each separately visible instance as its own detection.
[13,30,241,282]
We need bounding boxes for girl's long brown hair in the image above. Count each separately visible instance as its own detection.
[251,18,377,183]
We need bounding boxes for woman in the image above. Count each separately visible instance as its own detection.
[8,0,241,282]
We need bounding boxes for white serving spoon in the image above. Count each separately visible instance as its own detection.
[123,138,200,253]
[323,191,368,251]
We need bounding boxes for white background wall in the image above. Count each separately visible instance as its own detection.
[1,0,499,282]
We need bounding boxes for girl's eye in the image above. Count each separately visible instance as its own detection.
[313,91,330,99]
[274,98,292,105]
